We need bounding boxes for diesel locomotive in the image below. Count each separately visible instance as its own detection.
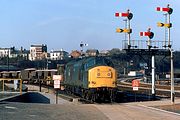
[64,57,117,101]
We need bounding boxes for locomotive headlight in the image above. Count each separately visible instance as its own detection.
[97,73,100,76]
[107,73,111,76]
[107,72,112,77]
[92,81,96,84]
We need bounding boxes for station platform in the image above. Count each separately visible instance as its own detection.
[1,84,180,120]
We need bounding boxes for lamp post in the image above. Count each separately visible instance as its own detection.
[80,41,88,56]
[7,48,10,71]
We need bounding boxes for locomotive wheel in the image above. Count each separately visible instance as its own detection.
[85,91,91,100]
[85,92,90,100]
[92,94,97,102]
[82,90,86,99]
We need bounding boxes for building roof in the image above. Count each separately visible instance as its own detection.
[86,49,99,53]
[50,50,69,54]
[31,44,47,47]
[11,49,30,54]
[0,48,10,50]
[70,50,81,58]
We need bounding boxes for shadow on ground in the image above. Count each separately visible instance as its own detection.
[2,92,50,104]
[115,91,161,103]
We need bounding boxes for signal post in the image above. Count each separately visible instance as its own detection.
[115,9,133,49]
[115,5,173,101]
[140,28,156,98]
[157,4,174,104]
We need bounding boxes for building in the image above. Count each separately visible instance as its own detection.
[99,50,110,56]
[128,71,143,77]
[70,50,81,58]
[86,49,99,56]
[0,47,29,59]
[50,49,69,60]
[29,44,47,61]
[11,48,29,60]
[0,48,10,58]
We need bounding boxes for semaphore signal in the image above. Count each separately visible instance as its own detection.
[140,28,154,39]
[115,9,133,49]
[156,4,174,104]
[115,12,133,20]
[156,6,173,14]
[116,28,132,33]
[157,22,172,28]
[115,13,129,17]
[140,28,154,49]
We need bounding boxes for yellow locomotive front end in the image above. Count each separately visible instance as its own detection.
[88,66,117,88]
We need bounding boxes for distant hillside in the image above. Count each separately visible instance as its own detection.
[107,49,180,75]
[0,49,180,75]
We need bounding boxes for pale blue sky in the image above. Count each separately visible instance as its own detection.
[0,0,179,52]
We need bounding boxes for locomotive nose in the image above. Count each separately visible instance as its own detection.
[96,69,112,78]
[88,66,117,88]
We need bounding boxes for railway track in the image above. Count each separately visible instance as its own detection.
[117,78,180,97]
[27,79,180,104]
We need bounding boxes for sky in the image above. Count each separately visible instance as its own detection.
[0,0,179,52]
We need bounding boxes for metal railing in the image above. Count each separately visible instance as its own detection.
[122,40,172,50]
